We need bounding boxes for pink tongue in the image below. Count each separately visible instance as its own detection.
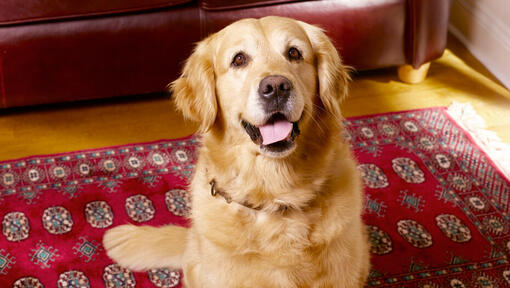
[259,120,293,145]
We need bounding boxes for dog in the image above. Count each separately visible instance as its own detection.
[103,16,370,287]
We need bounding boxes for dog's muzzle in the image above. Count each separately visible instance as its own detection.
[241,113,301,155]
[241,75,302,156]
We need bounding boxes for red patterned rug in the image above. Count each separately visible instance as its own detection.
[1,107,509,287]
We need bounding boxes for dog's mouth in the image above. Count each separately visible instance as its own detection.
[241,113,301,156]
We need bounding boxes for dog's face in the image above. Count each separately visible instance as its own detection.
[171,17,349,158]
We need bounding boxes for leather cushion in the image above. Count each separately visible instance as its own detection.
[0,6,201,108]
[0,0,192,26]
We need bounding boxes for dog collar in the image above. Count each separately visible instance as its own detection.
[209,179,290,213]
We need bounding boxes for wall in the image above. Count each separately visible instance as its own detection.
[449,0,510,89]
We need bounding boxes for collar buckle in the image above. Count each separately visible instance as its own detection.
[210,180,217,196]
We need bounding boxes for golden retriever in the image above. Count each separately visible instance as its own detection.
[103,16,370,287]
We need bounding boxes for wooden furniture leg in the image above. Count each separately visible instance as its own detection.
[397,62,431,84]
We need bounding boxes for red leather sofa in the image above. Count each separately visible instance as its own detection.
[0,0,451,108]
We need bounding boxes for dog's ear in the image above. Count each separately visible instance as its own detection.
[169,36,217,133]
[298,21,350,120]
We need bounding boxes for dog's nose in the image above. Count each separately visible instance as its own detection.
[258,75,292,104]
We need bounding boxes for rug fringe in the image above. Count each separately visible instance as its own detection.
[447,102,510,180]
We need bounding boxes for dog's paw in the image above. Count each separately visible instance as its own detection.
[104,223,187,271]
[103,224,147,271]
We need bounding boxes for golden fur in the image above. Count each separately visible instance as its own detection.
[104,16,370,287]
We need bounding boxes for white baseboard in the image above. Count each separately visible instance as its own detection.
[449,0,510,89]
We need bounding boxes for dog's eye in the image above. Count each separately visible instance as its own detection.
[288,47,302,61]
[232,52,248,67]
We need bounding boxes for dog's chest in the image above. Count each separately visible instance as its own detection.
[245,210,318,259]
[192,188,335,286]
[208,211,321,285]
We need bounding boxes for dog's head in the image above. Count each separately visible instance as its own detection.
[171,16,349,158]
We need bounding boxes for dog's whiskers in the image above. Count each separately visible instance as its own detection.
[304,109,326,135]
[311,103,343,130]
[312,103,344,126]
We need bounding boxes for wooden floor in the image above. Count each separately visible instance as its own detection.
[1,35,510,161]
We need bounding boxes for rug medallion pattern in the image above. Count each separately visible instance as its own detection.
[0,108,509,287]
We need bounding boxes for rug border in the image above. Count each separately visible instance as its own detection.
[344,106,446,120]
[446,102,510,181]
[0,135,196,165]
[443,108,510,182]
[2,106,507,185]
